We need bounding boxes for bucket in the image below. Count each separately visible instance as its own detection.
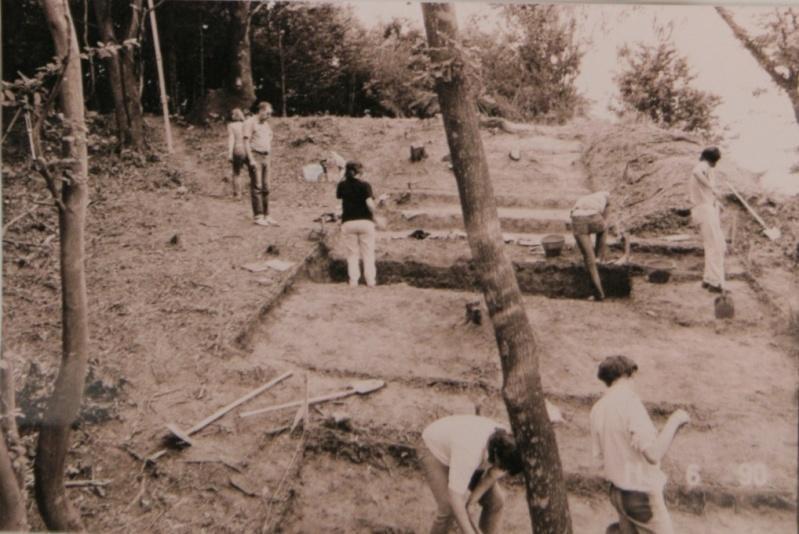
[646,260,675,284]
[541,234,565,258]
[714,293,735,319]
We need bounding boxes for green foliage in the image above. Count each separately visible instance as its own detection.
[613,39,721,134]
[467,5,586,123]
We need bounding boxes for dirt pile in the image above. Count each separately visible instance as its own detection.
[582,120,761,234]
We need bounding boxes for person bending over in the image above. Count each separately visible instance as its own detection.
[420,414,523,534]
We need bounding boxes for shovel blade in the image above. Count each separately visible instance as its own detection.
[764,227,781,241]
[352,379,386,394]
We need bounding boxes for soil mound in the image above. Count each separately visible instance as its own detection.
[582,120,760,234]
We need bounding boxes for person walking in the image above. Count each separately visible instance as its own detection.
[590,356,690,534]
[336,161,378,287]
[689,147,725,293]
[226,108,248,199]
[420,414,523,534]
[244,101,277,226]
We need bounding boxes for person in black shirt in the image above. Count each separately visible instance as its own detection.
[336,161,377,287]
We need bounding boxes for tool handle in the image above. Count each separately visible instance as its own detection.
[727,183,768,229]
[187,371,292,434]
[240,389,353,418]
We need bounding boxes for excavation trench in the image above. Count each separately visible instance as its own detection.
[312,254,635,299]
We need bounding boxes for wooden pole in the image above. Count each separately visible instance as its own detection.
[147,0,173,153]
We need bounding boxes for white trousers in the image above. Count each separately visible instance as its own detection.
[692,203,726,288]
[341,219,376,287]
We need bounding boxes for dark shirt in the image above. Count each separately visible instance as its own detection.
[337,178,374,222]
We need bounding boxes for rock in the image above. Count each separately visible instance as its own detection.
[509,148,521,161]
[176,186,188,195]
[169,234,180,246]
[410,144,427,162]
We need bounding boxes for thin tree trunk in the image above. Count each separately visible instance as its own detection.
[421,4,572,533]
[35,0,91,531]
[0,433,27,531]
[716,7,799,126]
[0,350,28,531]
[279,31,287,117]
[228,2,256,109]
[120,0,145,148]
[93,0,129,145]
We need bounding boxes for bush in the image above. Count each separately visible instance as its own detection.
[613,39,721,134]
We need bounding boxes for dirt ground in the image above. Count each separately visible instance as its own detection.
[2,114,797,532]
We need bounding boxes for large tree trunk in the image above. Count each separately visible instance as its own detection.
[93,0,129,146]
[421,4,573,533]
[92,0,145,148]
[227,1,256,110]
[35,0,91,531]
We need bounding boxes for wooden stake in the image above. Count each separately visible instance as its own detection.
[147,0,173,153]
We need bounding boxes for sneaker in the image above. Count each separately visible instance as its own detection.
[264,216,279,226]
[254,216,270,227]
[701,282,723,293]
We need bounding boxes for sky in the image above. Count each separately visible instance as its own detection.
[348,1,799,196]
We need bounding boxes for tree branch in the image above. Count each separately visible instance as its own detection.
[715,7,792,92]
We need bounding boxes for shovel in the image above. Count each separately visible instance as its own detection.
[240,379,386,418]
[727,183,781,241]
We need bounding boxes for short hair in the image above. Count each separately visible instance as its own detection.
[230,108,244,121]
[597,355,639,386]
[700,147,721,164]
[345,161,363,179]
[257,101,273,113]
[487,428,523,475]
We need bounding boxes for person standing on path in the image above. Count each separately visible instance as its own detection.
[244,101,277,226]
[336,161,378,287]
[590,356,690,534]
[420,414,523,534]
[226,108,248,199]
[689,147,725,293]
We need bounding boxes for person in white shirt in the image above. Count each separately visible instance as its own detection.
[244,101,277,226]
[570,191,628,301]
[590,356,690,534]
[689,147,725,293]
[420,415,523,534]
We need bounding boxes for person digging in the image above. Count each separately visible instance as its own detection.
[570,191,629,301]
[590,356,690,534]
[689,147,726,293]
[420,414,523,534]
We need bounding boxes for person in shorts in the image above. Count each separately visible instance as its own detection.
[226,108,248,199]
[571,191,612,300]
[420,414,523,534]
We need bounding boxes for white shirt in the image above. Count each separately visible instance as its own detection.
[422,415,501,494]
[689,161,716,207]
[571,191,609,217]
[589,380,667,492]
[244,116,273,153]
